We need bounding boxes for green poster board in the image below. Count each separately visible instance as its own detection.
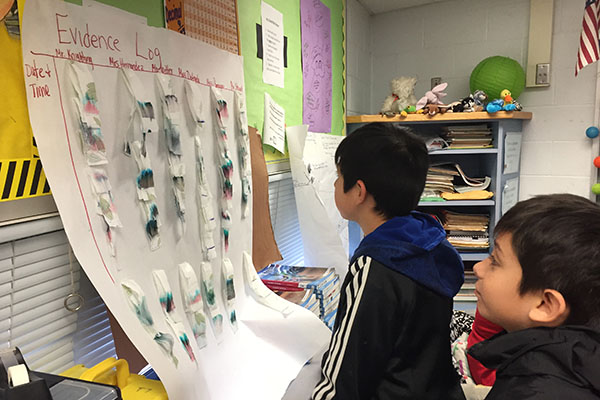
[64,0,165,28]
[238,0,345,169]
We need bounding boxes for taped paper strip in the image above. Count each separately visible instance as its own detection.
[242,251,294,316]
[66,62,108,166]
[67,62,119,255]
[7,364,29,387]
[221,257,237,331]
[166,317,196,362]
[156,75,186,232]
[152,269,197,362]
[121,280,178,366]
[152,269,176,315]
[179,262,208,348]
[194,137,217,260]
[201,261,224,341]
[234,91,251,218]
[210,87,233,252]
[120,68,159,139]
[130,141,161,250]
[120,69,162,250]
[184,80,217,260]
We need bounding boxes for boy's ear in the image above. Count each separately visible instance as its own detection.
[528,289,570,327]
[355,179,368,203]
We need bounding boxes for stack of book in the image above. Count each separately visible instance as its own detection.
[422,163,491,199]
[258,264,341,330]
[442,125,493,149]
[441,210,490,250]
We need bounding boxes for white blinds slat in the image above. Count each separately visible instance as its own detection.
[0,293,9,309]
[13,253,71,279]
[15,321,78,354]
[13,244,70,268]
[13,273,80,303]
[13,265,79,292]
[0,306,10,321]
[0,270,10,285]
[0,243,12,261]
[268,178,304,266]
[12,282,78,315]
[0,257,12,273]
[0,216,62,243]
[27,340,73,370]
[25,336,72,365]
[11,307,74,338]
[40,352,74,375]
[13,230,68,256]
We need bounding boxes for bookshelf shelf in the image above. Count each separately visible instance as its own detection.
[418,200,495,206]
[347,113,530,311]
[346,111,532,124]
[429,148,498,155]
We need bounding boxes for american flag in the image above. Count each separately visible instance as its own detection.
[576,0,600,76]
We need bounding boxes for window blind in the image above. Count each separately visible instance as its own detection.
[0,216,116,374]
[268,174,304,266]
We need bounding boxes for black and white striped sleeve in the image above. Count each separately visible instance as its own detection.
[312,255,386,400]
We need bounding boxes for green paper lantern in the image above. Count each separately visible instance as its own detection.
[470,56,526,101]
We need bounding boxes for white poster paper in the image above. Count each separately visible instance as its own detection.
[504,133,522,175]
[263,92,286,153]
[21,1,330,399]
[287,125,348,276]
[261,1,284,88]
[502,177,519,215]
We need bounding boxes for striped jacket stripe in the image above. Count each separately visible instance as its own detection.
[312,256,372,400]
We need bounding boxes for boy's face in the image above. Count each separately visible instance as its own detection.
[334,167,354,221]
[473,233,540,332]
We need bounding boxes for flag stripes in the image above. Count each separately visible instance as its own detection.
[576,0,600,76]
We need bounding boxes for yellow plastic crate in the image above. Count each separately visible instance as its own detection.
[61,358,168,400]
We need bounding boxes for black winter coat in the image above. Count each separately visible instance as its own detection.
[311,256,465,400]
[469,326,600,399]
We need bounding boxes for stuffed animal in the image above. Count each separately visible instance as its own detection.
[473,90,488,110]
[424,104,449,116]
[486,89,518,113]
[381,76,417,116]
[451,95,476,112]
[416,82,448,110]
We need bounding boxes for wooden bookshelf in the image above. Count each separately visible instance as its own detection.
[346,111,532,124]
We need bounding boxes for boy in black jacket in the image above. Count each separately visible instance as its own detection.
[312,123,465,400]
[469,194,600,399]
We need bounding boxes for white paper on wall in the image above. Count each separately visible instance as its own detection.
[287,125,348,276]
[21,1,330,399]
[261,1,284,88]
[263,92,286,153]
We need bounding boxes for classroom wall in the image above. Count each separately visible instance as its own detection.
[346,0,371,115]
[350,0,597,200]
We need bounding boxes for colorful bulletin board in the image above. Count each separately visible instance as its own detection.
[237,0,345,170]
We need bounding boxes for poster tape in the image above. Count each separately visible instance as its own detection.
[7,364,29,387]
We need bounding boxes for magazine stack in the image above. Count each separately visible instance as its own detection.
[258,264,341,330]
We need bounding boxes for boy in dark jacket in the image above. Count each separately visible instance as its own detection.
[469,193,600,399]
[312,123,465,400]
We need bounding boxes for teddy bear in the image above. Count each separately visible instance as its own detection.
[380,76,417,116]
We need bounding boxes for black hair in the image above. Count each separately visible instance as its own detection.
[495,193,600,327]
[335,123,428,218]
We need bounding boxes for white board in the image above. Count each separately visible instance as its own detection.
[21,1,330,399]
